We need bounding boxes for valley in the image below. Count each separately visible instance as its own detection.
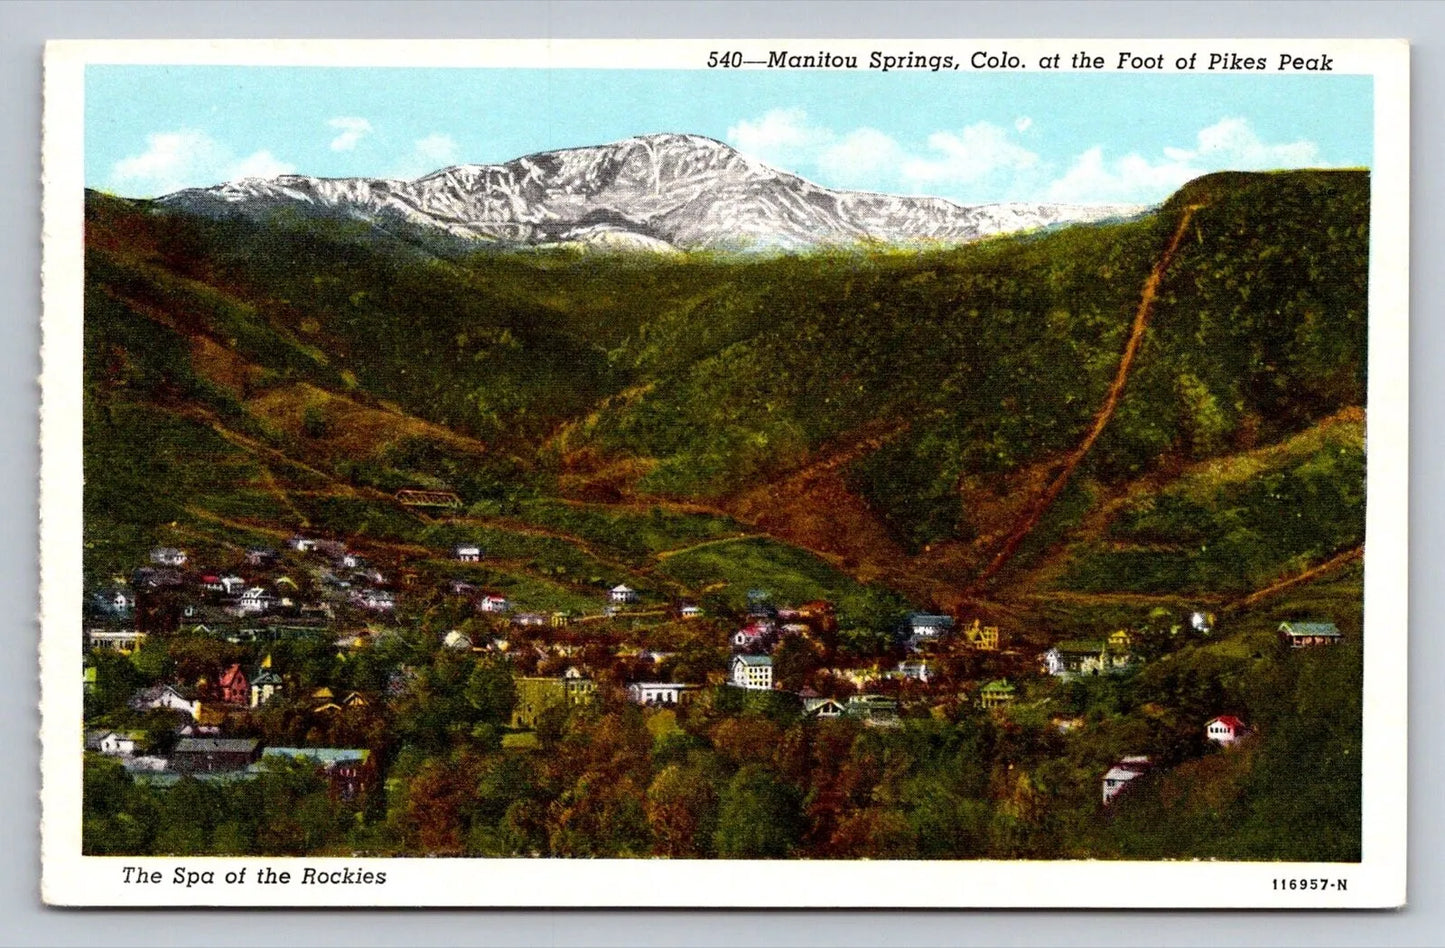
[80,160,1367,860]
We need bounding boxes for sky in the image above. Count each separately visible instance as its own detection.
[85,66,1372,205]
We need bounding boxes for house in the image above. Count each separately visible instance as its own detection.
[170,737,260,774]
[479,594,510,614]
[1043,641,1106,677]
[1279,621,1342,649]
[627,682,698,706]
[1190,611,1215,634]
[1107,629,1133,651]
[150,547,188,567]
[1102,756,1153,805]
[449,580,478,597]
[261,748,376,801]
[550,611,571,628]
[442,630,473,651]
[339,553,364,570]
[680,605,703,620]
[237,587,275,614]
[904,614,955,652]
[359,589,395,612]
[979,679,1017,710]
[512,612,548,628]
[732,622,775,652]
[86,730,142,757]
[455,544,482,563]
[218,575,246,595]
[310,686,339,710]
[610,584,639,605]
[218,664,249,705]
[87,628,146,653]
[129,684,196,717]
[803,696,847,719]
[510,674,597,729]
[1205,715,1248,745]
[897,659,934,683]
[287,536,317,553]
[245,548,279,566]
[731,654,774,690]
[250,657,283,708]
[1044,640,1132,678]
[88,589,134,617]
[845,694,901,726]
[960,618,1001,651]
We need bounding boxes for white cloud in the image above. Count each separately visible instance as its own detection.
[108,130,295,196]
[327,116,373,152]
[727,110,1040,198]
[901,123,1041,189]
[1014,116,1033,133]
[726,108,834,170]
[392,133,461,178]
[1046,117,1327,203]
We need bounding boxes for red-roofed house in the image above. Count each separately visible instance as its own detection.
[218,664,249,705]
[1205,715,1248,745]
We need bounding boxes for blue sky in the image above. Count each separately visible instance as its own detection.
[86,66,1372,204]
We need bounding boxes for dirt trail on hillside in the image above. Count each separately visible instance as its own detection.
[969,203,1207,590]
[1225,545,1365,612]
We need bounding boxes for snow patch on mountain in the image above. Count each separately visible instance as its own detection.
[157,133,1148,251]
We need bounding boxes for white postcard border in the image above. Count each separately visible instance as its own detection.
[40,37,1409,908]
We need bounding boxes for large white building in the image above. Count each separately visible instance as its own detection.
[627,682,698,706]
[731,654,773,690]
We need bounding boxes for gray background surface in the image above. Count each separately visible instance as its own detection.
[3,2,1437,945]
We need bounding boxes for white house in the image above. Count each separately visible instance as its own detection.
[680,605,703,620]
[150,547,188,567]
[897,659,933,683]
[455,545,483,563]
[904,613,954,639]
[610,584,639,604]
[339,553,363,570]
[237,587,274,614]
[288,536,317,553]
[129,684,196,716]
[442,630,473,651]
[1102,756,1153,805]
[358,589,393,611]
[627,682,698,706]
[98,732,140,756]
[731,654,773,690]
[479,594,510,613]
[1205,715,1247,745]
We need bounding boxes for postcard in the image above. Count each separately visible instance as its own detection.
[40,38,1408,907]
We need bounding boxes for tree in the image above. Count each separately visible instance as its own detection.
[645,763,719,858]
[713,765,803,859]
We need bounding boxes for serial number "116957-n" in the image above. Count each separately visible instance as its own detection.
[1273,878,1348,891]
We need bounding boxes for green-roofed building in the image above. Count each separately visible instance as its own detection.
[979,679,1017,710]
[1279,621,1343,649]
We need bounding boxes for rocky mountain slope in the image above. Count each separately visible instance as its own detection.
[157,133,1144,251]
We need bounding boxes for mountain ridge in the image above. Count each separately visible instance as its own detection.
[154,132,1147,251]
